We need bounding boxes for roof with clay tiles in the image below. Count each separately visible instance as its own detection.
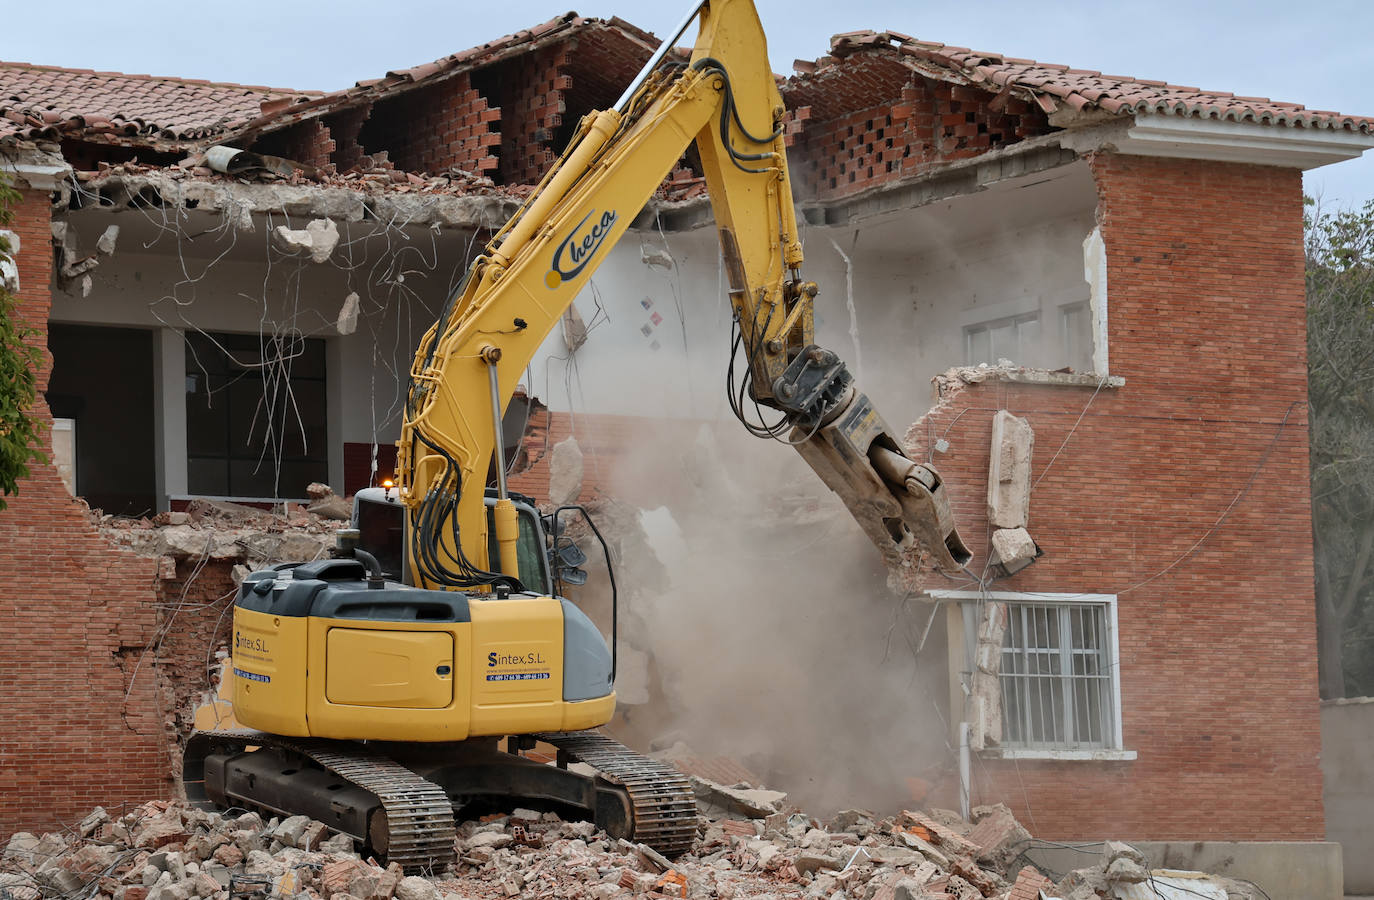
[816,30,1374,133]
[235,13,659,140]
[0,61,313,144]
[0,13,657,148]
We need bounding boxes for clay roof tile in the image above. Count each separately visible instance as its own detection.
[0,60,315,143]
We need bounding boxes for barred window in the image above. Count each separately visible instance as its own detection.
[1000,599,1118,750]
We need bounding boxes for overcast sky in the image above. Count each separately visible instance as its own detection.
[6,0,1371,207]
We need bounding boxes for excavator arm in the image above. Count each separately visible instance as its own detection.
[399,0,970,591]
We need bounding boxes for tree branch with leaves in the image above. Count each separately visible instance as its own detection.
[1307,196,1374,698]
[0,173,46,512]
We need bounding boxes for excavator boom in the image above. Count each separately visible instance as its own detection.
[399,0,970,589]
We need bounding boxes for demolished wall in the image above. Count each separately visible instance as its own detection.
[0,189,169,832]
[892,153,1321,840]
[784,63,1053,201]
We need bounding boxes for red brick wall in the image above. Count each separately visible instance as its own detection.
[786,79,1048,201]
[0,189,169,832]
[476,45,570,186]
[324,106,371,173]
[254,118,334,171]
[361,73,500,176]
[899,154,1321,840]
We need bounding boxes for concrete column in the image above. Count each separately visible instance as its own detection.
[326,336,345,493]
[153,327,187,508]
[1083,226,1110,375]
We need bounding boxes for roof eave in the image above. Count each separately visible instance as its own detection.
[1110,113,1374,170]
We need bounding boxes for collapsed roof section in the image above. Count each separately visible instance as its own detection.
[821,31,1374,132]
[235,13,662,187]
[0,14,666,197]
[780,40,1056,202]
[778,29,1374,204]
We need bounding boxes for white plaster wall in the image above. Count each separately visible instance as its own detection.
[49,212,454,451]
[48,161,1097,501]
[528,227,739,422]
[530,163,1099,431]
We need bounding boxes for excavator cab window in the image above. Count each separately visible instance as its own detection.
[484,498,552,595]
[352,487,551,594]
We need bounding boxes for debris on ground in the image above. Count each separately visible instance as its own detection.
[0,787,1263,900]
[305,483,352,521]
[93,497,342,567]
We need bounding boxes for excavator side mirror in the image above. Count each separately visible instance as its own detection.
[554,540,589,586]
[557,542,588,568]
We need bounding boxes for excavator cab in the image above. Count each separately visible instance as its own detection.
[353,486,553,593]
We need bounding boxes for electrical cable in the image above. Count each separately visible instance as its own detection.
[1029,372,1111,492]
[1118,402,1301,595]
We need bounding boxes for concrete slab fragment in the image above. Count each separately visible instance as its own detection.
[991,527,1038,573]
[988,410,1034,529]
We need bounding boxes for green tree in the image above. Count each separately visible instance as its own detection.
[1307,197,1374,698]
[0,174,45,511]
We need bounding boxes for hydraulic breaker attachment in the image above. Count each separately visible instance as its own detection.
[774,346,971,574]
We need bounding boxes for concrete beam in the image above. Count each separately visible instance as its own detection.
[0,147,71,190]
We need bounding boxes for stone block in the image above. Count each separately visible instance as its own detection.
[990,527,1039,574]
[394,876,439,900]
[987,410,1033,529]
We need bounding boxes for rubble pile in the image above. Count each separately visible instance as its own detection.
[94,496,343,566]
[0,784,1258,900]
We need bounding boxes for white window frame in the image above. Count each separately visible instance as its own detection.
[930,590,1135,761]
[962,310,1041,368]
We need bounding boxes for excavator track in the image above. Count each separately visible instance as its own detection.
[185,729,698,869]
[536,730,698,857]
[184,730,456,873]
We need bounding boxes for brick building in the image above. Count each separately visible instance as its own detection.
[1,10,1371,882]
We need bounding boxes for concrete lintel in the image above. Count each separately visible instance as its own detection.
[988,411,1033,530]
[939,366,1126,389]
[0,146,72,190]
[1023,841,1342,900]
[83,171,522,231]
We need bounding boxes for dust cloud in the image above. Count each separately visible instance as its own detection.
[571,419,956,817]
[552,190,1101,814]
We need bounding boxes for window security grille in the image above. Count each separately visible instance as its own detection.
[1001,601,1114,749]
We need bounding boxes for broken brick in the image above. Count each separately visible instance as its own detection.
[1008,865,1051,900]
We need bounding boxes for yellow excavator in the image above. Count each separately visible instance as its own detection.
[183,0,970,872]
